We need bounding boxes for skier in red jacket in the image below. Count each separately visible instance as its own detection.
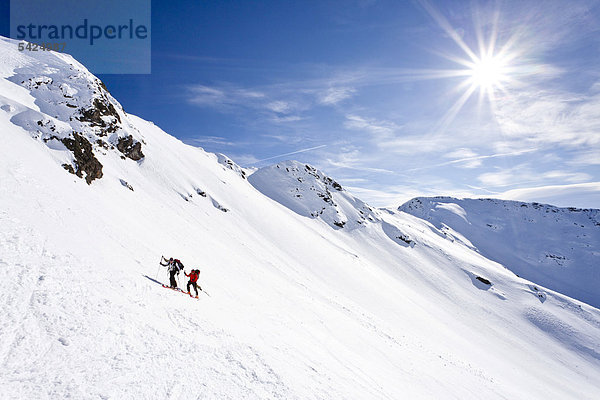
[185,269,201,297]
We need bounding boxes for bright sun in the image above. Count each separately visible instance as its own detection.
[469,55,508,90]
[413,1,533,131]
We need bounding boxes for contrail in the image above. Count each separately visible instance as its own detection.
[254,144,327,164]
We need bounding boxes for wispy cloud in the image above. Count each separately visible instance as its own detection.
[477,165,592,188]
[270,115,303,123]
[326,159,396,174]
[318,87,356,105]
[407,148,538,172]
[251,144,328,165]
[185,80,353,128]
[344,114,399,136]
[320,147,398,175]
[185,136,237,146]
[188,85,227,105]
[445,148,478,159]
[227,153,260,166]
[567,149,600,167]
[478,165,536,187]
[493,81,600,149]
[187,84,265,110]
[542,170,593,183]
[444,148,482,168]
[266,101,292,113]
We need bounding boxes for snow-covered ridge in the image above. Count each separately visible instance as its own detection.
[1,37,145,184]
[249,160,379,229]
[216,152,249,180]
[400,196,600,307]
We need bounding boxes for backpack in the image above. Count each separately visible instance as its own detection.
[174,259,184,271]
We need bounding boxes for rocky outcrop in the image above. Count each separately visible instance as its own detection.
[9,57,145,183]
[116,135,144,161]
[61,133,103,184]
[78,98,121,130]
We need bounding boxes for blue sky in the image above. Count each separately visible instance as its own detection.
[4,1,600,208]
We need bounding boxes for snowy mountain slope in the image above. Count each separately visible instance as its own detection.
[399,197,600,308]
[1,36,600,400]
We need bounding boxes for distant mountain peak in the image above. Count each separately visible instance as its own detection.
[399,196,600,307]
[249,160,378,229]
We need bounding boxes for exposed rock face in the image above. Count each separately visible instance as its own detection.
[117,135,145,161]
[77,98,121,135]
[61,133,103,184]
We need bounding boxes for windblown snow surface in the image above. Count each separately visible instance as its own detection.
[1,36,599,399]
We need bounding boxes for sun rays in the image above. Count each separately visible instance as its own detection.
[416,0,525,132]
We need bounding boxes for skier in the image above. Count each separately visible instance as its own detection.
[160,256,183,288]
[185,269,201,298]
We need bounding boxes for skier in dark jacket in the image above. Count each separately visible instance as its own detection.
[185,269,201,297]
[160,256,183,288]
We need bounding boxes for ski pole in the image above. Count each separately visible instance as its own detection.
[155,263,161,280]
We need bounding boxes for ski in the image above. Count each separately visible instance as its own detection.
[161,284,185,293]
[162,284,201,299]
